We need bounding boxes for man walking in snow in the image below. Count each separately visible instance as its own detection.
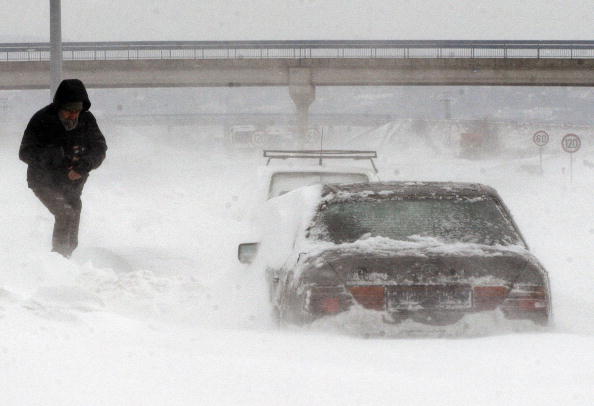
[19,79,107,258]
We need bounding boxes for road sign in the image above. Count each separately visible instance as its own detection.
[533,130,549,147]
[561,133,581,153]
[532,130,549,175]
[561,133,581,184]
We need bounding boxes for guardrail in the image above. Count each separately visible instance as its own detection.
[1,40,594,62]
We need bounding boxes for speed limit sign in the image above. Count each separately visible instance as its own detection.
[533,131,549,147]
[532,130,549,175]
[561,133,581,153]
[561,133,581,184]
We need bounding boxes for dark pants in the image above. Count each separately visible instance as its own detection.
[32,184,83,258]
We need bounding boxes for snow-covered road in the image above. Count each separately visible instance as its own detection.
[1,122,593,405]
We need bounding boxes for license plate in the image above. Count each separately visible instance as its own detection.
[387,285,472,311]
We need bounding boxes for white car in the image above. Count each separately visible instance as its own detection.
[232,149,380,241]
[259,150,380,200]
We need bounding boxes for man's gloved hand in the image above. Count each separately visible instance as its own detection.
[71,157,92,175]
[67,169,82,181]
[66,157,91,181]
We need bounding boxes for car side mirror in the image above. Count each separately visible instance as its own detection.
[238,243,259,264]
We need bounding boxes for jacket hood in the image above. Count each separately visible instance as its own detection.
[53,79,91,111]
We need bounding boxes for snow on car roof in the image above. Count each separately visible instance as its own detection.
[321,181,498,202]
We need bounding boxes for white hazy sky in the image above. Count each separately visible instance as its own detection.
[1,0,593,42]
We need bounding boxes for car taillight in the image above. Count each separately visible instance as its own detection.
[503,285,547,311]
[319,297,341,313]
[307,286,351,315]
[473,286,509,311]
[349,286,385,311]
[501,285,549,323]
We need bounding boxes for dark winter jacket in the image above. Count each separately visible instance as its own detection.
[19,79,107,189]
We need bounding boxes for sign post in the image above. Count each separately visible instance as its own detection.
[532,130,549,175]
[50,0,63,99]
[561,133,581,184]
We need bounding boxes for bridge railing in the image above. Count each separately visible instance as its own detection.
[1,40,594,62]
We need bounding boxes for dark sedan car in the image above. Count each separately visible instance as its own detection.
[239,181,551,333]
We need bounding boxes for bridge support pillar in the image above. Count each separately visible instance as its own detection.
[289,68,315,147]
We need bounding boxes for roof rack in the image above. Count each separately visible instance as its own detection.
[263,149,378,173]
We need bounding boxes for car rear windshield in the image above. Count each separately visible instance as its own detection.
[269,172,369,198]
[311,197,523,246]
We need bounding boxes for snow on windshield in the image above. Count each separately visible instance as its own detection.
[309,197,523,246]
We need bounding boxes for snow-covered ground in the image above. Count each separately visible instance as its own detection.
[1,120,593,405]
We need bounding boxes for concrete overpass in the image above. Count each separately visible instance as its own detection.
[3,41,593,88]
[2,40,593,138]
